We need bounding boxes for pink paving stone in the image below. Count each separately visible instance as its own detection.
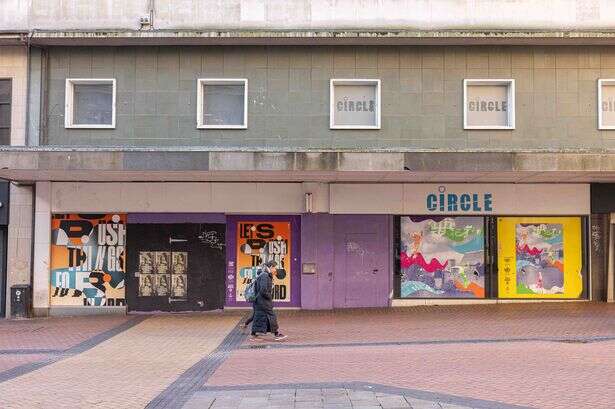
[209,341,615,409]
[0,354,53,373]
[0,315,133,350]
[218,304,615,409]
[245,303,615,347]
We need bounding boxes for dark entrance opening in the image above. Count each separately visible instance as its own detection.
[126,223,226,312]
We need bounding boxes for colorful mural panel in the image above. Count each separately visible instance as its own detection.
[235,221,292,302]
[498,217,584,299]
[399,216,485,298]
[50,214,126,306]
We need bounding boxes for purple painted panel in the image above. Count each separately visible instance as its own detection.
[128,213,226,224]
[300,214,334,310]
[225,215,301,308]
[333,215,390,308]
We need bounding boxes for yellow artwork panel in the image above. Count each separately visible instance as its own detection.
[497,217,583,299]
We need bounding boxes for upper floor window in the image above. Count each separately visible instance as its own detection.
[464,79,515,130]
[197,79,248,129]
[65,79,116,129]
[0,79,11,145]
[599,79,615,130]
[330,79,381,129]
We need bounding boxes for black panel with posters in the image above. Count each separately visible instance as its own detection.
[126,223,226,312]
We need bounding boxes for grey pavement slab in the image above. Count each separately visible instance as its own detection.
[183,388,479,409]
[404,397,443,409]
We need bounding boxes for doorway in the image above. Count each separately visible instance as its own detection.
[333,215,390,308]
[126,223,226,312]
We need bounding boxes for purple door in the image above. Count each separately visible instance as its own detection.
[333,215,390,308]
[300,214,334,309]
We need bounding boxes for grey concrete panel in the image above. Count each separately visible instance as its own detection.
[295,152,337,171]
[405,152,514,172]
[7,150,615,178]
[123,152,209,171]
[36,152,124,171]
[513,153,601,172]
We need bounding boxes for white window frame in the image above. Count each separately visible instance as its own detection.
[598,79,615,130]
[65,78,116,129]
[197,78,248,129]
[330,79,381,130]
[463,79,515,130]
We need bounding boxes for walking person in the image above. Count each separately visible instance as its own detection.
[241,265,262,330]
[250,260,287,341]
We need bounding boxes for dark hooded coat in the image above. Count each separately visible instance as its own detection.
[251,269,279,334]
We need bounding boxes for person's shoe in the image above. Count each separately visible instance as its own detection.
[274,333,287,341]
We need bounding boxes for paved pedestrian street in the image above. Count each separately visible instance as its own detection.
[1,303,615,408]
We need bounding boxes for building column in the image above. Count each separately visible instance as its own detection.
[32,182,51,316]
[608,214,615,303]
[5,184,33,317]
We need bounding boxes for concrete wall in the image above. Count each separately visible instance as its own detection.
[2,46,31,317]
[3,0,615,31]
[4,184,33,317]
[0,46,27,146]
[32,182,50,315]
[42,45,615,151]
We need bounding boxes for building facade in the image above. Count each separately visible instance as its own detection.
[0,43,29,317]
[0,0,614,316]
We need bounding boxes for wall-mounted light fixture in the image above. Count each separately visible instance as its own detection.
[305,193,313,214]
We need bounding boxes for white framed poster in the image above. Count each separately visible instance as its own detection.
[330,79,381,129]
[598,79,615,130]
[464,79,515,130]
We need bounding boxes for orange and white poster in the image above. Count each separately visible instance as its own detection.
[235,221,291,302]
[50,214,126,306]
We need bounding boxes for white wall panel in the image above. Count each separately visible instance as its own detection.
[32,182,51,311]
[330,184,404,214]
[4,0,615,32]
[51,182,307,213]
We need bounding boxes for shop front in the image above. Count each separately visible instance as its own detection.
[394,215,586,301]
[225,215,301,309]
[329,183,590,305]
[300,214,391,309]
[37,182,310,315]
[36,181,593,316]
[125,213,226,312]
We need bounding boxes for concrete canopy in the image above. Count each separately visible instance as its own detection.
[1,148,615,183]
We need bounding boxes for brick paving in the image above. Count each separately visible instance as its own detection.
[0,353,51,374]
[0,313,241,409]
[1,304,614,408]
[210,340,615,409]
[242,303,615,347]
[208,303,615,409]
[0,315,133,350]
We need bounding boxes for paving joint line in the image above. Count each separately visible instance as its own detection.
[0,349,64,355]
[0,315,148,384]
[145,315,249,409]
[239,334,615,350]
[197,381,533,409]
